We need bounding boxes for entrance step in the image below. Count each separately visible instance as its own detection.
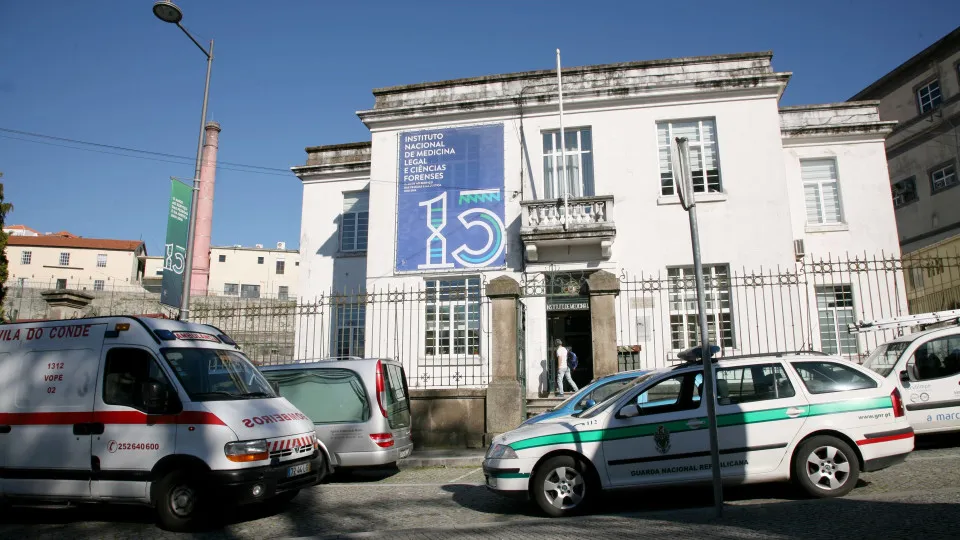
[525,397,565,418]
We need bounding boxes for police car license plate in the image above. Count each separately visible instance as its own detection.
[287,463,311,478]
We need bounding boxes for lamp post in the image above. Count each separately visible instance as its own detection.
[153,0,213,322]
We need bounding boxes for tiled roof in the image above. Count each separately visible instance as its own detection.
[7,235,145,253]
[4,224,41,234]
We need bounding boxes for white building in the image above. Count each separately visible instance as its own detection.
[207,243,300,300]
[6,233,147,292]
[293,52,906,395]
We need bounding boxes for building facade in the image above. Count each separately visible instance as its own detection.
[207,244,300,300]
[6,234,147,292]
[294,52,906,396]
[850,25,960,313]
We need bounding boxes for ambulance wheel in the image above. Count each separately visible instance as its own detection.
[155,470,208,532]
[793,435,860,498]
[532,455,592,517]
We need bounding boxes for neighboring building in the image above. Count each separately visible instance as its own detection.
[3,224,41,237]
[850,25,960,254]
[6,234,147,292]
[142,255,165,294]
[850,25,960,315]
[293,51,905,394]
[207,243,299,300]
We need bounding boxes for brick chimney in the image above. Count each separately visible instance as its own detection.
[191,121,220,295]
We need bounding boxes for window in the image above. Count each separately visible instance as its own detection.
[542,128,595,199]
[657,119,722,196]
[916,79,942,114]
[276,260,285,275]
[930,162,958,194]
[668,264,734,350]
[264,368,370,424]
[97,254,107,268]
[425,278,481,356]
[816,285,858,355]
[790,361,878,394]
[257,256,264,264]
[59,252,70,266]
[20,251,31,265]
[340,191,369,252]
[161,347,275,401]
[102,348,174,412]
[892,177,918,208]
[224,283,239,296]
[627,371,703,415]
[906,335,960,381]
[278,286,290,301]
[802,159,843,225]
[716,364,796,405]
[56,279,67,290]
[218,254,226,262]
[94,280,105,291]
[240,284,260,299]
[575,378,635,410]
[335,303,366,357]
[382,363,411,429]
[864,341,911,378]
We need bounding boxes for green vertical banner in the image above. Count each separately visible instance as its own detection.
[160,179,193,309]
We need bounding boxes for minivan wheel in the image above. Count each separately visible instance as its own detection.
[532,455,591,517]
[793,435,860,498]
[155,470,208,532]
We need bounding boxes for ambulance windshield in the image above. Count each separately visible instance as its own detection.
[161,348,277,401]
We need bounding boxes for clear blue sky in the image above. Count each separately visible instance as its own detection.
[1,1,957,256]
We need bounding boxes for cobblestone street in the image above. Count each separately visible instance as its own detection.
[2,434,959,539]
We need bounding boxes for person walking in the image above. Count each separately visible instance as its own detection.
[555,338,578,397]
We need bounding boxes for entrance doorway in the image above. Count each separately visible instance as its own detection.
[547,309,593,393]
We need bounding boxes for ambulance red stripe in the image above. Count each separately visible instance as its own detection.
[0,410,225,426]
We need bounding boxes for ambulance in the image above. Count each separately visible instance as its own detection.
[857,310,960,434]
[484,350,913,517]
[0,316,325,531]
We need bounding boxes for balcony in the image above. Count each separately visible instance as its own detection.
[519,195,616,262]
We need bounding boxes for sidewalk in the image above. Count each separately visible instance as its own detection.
[397,448,486,469]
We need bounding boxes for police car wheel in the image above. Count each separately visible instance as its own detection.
[532,455,591,517]
[155,470,207,532]
[793,436,860,498]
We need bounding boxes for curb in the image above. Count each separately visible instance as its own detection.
[397,455,485,469]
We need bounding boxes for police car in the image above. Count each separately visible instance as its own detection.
[484,350,913,517]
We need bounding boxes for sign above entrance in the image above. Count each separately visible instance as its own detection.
[395,124,506,273]
[547,299,589,311]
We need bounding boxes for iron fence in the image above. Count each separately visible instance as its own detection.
[615,254,916,370]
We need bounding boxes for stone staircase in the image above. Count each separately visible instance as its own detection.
[525,397,564,418]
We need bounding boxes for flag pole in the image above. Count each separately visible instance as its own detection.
[556,48,569,230]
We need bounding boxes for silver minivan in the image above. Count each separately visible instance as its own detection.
[260,357,413,469]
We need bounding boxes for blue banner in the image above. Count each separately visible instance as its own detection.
[395,124,506,272]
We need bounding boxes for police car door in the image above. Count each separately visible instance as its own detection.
[601,370,709,487]
[91,346,179,499]
[900,332,960,432]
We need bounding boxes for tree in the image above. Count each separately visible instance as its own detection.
[0,173,12,321]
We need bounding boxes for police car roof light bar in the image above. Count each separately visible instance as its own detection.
[848,309,960,334]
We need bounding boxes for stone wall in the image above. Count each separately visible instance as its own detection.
[409,388,487,449]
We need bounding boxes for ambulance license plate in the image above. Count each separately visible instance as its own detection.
[287,463,311,478]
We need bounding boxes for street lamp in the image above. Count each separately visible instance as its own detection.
[153,0,213,322]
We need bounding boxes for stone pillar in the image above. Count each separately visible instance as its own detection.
[484,276,522,446]
[40,290,95,320]
[587,270,620,378]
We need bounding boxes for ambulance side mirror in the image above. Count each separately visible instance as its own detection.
[142,381,169,413]
[270,381,280,394]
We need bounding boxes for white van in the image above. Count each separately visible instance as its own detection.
[0,316,324,531]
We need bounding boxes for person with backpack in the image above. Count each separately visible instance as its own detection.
[555,339,579,397]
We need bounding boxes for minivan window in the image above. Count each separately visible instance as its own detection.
[162,348,275,401]
[383,363,411,429]
[265,368,370,424]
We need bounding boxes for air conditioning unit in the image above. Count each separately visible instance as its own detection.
[794,239,805,261]
[255,244,263,249]
[277,241,286,250]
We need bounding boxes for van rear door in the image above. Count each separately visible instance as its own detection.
[382,363,413,457]
[2,322,107,499]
